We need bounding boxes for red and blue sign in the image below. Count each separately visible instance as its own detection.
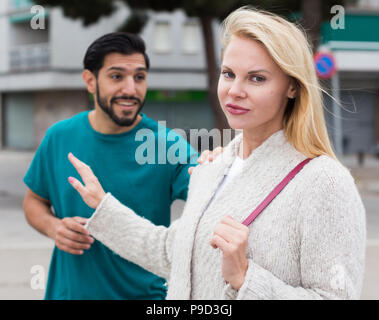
[314,52,337,79]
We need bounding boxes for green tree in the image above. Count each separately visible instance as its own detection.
[35,0,352,130]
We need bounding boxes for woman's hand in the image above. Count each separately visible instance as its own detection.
[210,215,249,290]
[67,153,106,209]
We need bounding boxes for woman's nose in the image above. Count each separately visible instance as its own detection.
[228,80,247,99]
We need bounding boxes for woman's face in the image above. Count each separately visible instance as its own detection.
[218,35,295,134]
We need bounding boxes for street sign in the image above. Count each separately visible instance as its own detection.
[314,52,337,79]
[313,50,342,154]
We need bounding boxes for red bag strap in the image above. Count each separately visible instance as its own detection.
[242,158,312,226]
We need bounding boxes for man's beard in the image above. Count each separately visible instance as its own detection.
[95,84,145,127]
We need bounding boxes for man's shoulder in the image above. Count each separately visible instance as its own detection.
[138,113,198,166]
[139,114,166,132]
[46,111,89,137]
[140,114,187,141]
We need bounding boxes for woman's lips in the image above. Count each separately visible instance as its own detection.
[226,103,250,115]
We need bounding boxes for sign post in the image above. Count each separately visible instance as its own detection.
[314,51,342,155]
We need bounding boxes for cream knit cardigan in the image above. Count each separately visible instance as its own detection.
[86,130,366,300]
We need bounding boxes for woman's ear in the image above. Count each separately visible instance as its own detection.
[82,70,97,95]
[287,77,298,99]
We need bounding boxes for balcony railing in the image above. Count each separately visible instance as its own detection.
[9,43,50,71]
[10,0,34,10]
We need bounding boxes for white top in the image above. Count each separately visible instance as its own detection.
[213,155,244,201]
[201,155,245,216]
[87,130,366,300]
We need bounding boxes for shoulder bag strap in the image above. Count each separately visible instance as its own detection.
[242,158,312,226]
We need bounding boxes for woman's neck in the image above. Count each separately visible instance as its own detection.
[239,127,282,159]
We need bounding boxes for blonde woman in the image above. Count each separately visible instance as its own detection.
[67,7,366,299]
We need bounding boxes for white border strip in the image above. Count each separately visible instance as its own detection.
[329,41,379,50]
[367,239,379,246]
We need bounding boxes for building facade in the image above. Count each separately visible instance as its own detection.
[0,0,216,150]
[0,0,379,155]
[321,2,379,154]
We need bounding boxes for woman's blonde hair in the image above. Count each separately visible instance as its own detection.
[221,6,337,160]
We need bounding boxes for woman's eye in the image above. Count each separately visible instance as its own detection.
[250,75,265,83]
[221,71,234,79]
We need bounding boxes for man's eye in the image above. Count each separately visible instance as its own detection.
[221,71,234,79]
[135,74,146,81]
[111,74,122,80]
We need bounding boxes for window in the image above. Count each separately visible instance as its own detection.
[154,21,171,53]
[182,21,201,54]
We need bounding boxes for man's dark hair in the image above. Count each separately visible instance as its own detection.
[83,32,150,76]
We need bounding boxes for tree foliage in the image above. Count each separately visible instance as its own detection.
[34,0,354,130]
[36,0,116,26]
[35,0,351,30]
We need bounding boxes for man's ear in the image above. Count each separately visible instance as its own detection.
[82,70,97,95]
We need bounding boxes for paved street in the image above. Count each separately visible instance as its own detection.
[0,150,378,300]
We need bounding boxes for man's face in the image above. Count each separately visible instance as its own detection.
[95,52,148,127]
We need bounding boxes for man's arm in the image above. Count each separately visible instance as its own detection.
[23,188,94,255]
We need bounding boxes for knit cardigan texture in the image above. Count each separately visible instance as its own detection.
[86,130,366,300]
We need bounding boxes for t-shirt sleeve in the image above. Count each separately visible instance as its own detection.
[23,128,52,201]
[170,139,199,202]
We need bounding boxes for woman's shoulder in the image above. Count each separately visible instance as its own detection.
[298,155,365,230]
[305,155,352,180]
[190,133,242,177]
[301,155,360,197]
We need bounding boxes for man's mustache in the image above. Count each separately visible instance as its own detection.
[111,96,142,105]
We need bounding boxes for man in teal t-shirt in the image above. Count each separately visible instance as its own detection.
[23,32,198,299]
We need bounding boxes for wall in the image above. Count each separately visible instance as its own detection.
[50,5,130,70]
[34,90,89,146]
[0,0,10,74]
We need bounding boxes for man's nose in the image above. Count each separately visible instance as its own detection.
[120,76,137,96]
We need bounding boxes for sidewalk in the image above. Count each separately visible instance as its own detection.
[0,150,378,299]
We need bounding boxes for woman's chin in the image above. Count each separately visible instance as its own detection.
[226,118,249,131]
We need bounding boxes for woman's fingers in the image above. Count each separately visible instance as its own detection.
[68,176,86,197]
[210,234,228,250]
[67,153,106,209]
[210,216,250,252]
[221,215,249,231]
[213,222,243,244]
[210,216,250,290]
[68,153,94,185]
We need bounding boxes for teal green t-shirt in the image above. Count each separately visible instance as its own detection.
[23,111,198,300]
